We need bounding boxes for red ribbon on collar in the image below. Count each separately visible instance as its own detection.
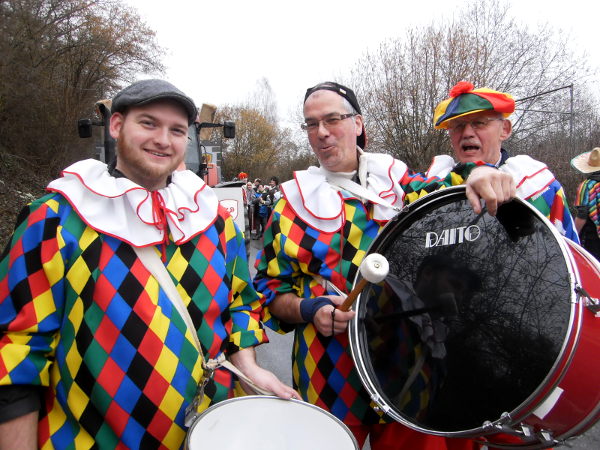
[151,190,170,262]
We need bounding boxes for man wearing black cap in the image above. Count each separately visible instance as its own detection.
[0,79,296,449]
[254,81,514,449]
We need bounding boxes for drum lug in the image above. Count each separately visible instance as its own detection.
[576,285,600,315]
[482,412,514,434]
[482,414,538,443]
[483,417,560,446]
[519,423,535,438]
[538,430,554,444]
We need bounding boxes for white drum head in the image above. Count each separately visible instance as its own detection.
[187,396,358,450]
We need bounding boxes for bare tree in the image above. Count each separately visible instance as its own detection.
[349,0,596,179]
[216,106,280,181]
[215,78,313,183]
[246,77,279,125]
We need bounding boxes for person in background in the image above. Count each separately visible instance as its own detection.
[268,176,281,202]
[571,147,600,259]
[0,79,296,449]
[251,178,262,237]
[241,177,255,234]
[253,184,270,240]
[264,176,281,219]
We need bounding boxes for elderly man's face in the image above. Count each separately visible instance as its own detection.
[303,90,363,172]
[447,111,512,165]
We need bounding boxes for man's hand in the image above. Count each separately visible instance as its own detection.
[465,166,516,215]
[0,411,38,450]
[269,293,355,337]
[230,348,299,399]
[312,296,355,337]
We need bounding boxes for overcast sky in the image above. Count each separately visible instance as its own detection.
[125,0,599,126]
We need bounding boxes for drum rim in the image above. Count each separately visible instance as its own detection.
[186,395,359,448]
[348,185,580,438]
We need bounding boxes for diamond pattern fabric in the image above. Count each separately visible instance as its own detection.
[1,193,265,449]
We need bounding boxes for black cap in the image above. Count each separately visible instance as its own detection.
[111,79,197,125]
[304,81,366,149]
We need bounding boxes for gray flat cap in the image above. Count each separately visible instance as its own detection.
[111,79,197,125]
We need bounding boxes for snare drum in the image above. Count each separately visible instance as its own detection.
[186,395,358,449]
[349,186,600,449]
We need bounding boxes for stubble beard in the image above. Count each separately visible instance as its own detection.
[116,135,181,191]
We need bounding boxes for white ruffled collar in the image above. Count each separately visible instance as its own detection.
[47,159,219,246]
[280,152,408,232]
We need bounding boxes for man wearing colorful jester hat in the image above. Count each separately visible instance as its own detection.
[432,81,578,242]
[254,81,515,450]
[0,79,296,449]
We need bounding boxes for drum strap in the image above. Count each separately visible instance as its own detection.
[325,172,402,213]
[133,246,273,416]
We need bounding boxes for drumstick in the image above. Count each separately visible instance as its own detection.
[338,253,389,312]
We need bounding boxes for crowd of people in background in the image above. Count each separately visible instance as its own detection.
[238,174,281,240]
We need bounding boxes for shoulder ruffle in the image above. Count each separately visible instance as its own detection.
[47,159,219,246]
[499,155,555,200]
[426,155,455,178]
[428,154,556,200]
[280,153,408,232]
[280,167,344,233]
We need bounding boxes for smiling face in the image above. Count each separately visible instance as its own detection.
[448,111,512,165]
[110,100,189,190]
[303,90,363,172]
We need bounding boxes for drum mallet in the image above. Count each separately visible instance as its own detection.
[338,253,389,312]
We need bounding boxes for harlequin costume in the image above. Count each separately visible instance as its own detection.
[254,150,481,449]
[0,159,266,449]
[425,151,579,243]
[432,81,579,243]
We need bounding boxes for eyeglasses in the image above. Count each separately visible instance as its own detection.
[301,113,356,132]
[447,117,504,133]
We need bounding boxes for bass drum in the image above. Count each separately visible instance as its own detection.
[348,186,600,448]
[186,395,358,450]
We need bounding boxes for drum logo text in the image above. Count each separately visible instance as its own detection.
[425,225,481,248]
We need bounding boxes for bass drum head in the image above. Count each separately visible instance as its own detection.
[350,187,574,435]
[187,396,358,449]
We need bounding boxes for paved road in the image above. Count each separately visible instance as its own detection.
[249,239,600,449]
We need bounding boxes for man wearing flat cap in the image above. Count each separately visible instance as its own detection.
[254,81,515,449]
[572,147,600,259]
[430,81,578,242]
[0,79,296,449]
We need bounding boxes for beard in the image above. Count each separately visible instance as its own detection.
[115,130,183,190]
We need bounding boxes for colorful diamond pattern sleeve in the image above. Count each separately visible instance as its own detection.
[254,195,388,425]
[0,193,265,449]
